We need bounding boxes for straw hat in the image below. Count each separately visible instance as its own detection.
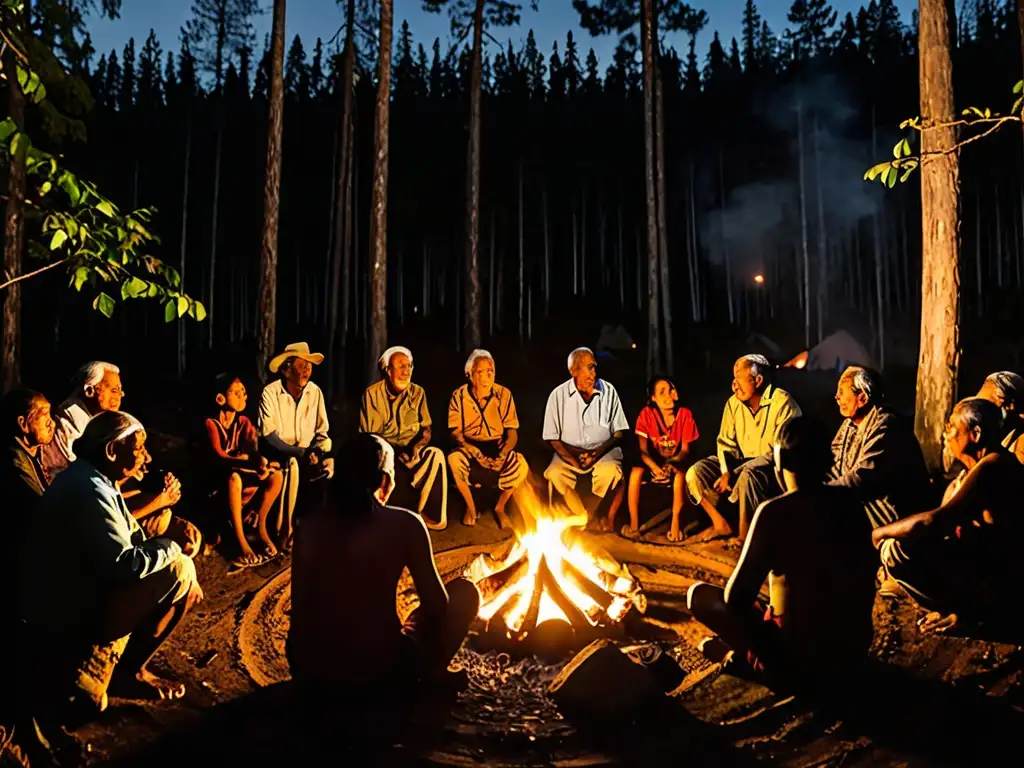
[268,342,325,374]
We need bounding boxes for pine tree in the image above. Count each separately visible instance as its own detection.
[564,31,582,97]
[523,30,547,98]
[785,0,839,61]
[310,38,325,96]
[185,0,260,93]
[741,0,762,72]
[119,38,136,112]
[549,41,565,97]
[583,47,601,95]
[104,49,121,110]
[729,36,742,73]
[683,33,701,92]
[394,20,418,101]
[137,30,164,112]
[284,34,309,99]
[757,20,777,70]
[702,30,727,85]
[164,51,178,103]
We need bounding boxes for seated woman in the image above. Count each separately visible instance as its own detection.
[204,374,285,568]
[687,416,877,695]
[617,375,699,542]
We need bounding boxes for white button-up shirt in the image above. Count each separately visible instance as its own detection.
[258,380,332,453]
[542,378,630,450]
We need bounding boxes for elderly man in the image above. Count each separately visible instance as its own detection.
[258,342,334,551]
[360,346,448,530]
[976,370,1024,463]
[829,366,931,529]
[447,349,529,529]
[685,354,801,543]
[289,434,479,701]
[18,411,203,706]
[542,347,629,526]
[874,398,1024,634]
[42,360,124,478]
[3,389,55,536]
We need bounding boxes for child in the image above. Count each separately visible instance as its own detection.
[205,374,284,567]
[620,375,699,542]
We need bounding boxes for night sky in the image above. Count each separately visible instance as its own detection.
[88,1,917,76]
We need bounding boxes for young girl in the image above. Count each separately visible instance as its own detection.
[204,374,284,567]
[621,375,699,543]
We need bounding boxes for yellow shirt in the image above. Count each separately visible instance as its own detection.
[716,384,801,473]
[359,380,432,450]
[447,384,520,443]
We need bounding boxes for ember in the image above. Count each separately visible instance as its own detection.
[465,491,645,654]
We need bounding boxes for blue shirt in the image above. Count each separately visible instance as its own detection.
[18,459,182,635]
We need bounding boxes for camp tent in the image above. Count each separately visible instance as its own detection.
[783,330,873,372]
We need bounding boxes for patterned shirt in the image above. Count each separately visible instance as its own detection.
[542,378,630,450]
[360,380,432,450]
[448,384,520,443]
[716,384,801,473]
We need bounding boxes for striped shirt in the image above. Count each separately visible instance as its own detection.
[448,384,519,443]
[542,378,630,450]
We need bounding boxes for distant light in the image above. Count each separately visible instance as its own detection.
[795,358,806,369]
[631,343,637,349]
[753,274,765,285]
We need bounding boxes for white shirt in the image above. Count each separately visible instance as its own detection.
[41,394,93,478]
[542,378,629,450]
[257,380,332,452]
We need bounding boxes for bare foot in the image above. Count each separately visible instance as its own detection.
[462,508,477,526]
[919,611,959,634]
[115,667,186,701]
[665,526,683,543]
[494,507,510,529]
[689,525,733,544]
[259,532,279,558]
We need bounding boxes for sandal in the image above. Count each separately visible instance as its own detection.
[620,524,644,541]
[228,551,273,570]
[663,529,685,545]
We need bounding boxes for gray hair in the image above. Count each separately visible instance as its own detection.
[842,366,883,403]
[75,410,141,465]
[464,348,495,378]
[739,354,771,380]
[984,371,1024,407]
[567,347,594,371]
[379,345,413,370]
[73,361,120,391]
[953,397,1004,448]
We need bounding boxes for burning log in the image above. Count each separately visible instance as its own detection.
[538,556,591,630]
[476,553,529,604]
[560,557,614,611]
[511,558,547,641]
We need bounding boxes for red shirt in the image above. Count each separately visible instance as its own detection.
[635,404,699,459]
[204,414,259,464]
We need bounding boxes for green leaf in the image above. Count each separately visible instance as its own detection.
[177,295,189,317]
[49,230,68,251]
[96,200,115,218]
[0,118,16,143]
[189,301,208,321]
[1015,80,1023,95]
[864,162,891,182]
[121,276,148,299]
[39,181,52,196]
[73,266,90,291]
[10,132,28,157]
[93,293,116,318]
[164,299,177,323]
[900,162,918,183]
[1014,97,1023,116]
[59,173,81,205]
[885,167,897,188]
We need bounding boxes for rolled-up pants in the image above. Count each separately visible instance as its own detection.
[685,454,781,532]
[544,448,623,499]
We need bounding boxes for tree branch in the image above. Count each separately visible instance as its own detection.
[0,259,64,291]
[0,25,29,65]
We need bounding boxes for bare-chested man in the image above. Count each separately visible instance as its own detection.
[288,433,480,698]
[873,398,1024,634]
[687,416,877,693]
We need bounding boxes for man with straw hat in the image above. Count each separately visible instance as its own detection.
[258,342,334,552]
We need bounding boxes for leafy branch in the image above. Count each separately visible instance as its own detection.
[865,80,1023,188]
[0,1,205,323]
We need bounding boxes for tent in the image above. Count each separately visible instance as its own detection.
[783,329,873,372]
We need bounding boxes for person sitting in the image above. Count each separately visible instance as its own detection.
[829,366,932,529]
[258,342,334,552]
[542,347,629,527]
[42,360,124,479]
[359,345,448,530]
[3,389,55,535]
[687,416,877,694]
[205,374,285,567]
[685,354,801,543]
[873,398,1024,634]
[618,375,699,542]
[118,413,204,556]
[288,433,479,702]
[18,411,204,708]
[447,349,529,529]
[976,370,1024,463]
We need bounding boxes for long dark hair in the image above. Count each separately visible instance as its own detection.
[646,374,681,412]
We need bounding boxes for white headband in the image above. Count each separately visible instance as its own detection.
[379,345,414,369]
[567,347,594,371]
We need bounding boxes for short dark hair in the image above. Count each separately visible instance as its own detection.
[2,388,45,435]
[331,433,395,512]
[775,416,833,483]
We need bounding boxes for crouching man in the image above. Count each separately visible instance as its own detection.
[18,411,204,714]
[288,434,479,702]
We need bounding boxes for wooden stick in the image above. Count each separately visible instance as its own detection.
[560,557,614,610]
[637,507,672,534]
[511,559,546,639]
[476,553,529,604]
[537,555,591,630]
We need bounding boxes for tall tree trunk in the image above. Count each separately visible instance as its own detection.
[463,0,485,351]
[518,158,525,342]
[542,185,551,314]
[718,150,734,325]
[796,93,811,350]
[177,117,193,378]
[580,184,587,297]
[2,13,28,392]
[640,0,661,378]
[368,0,393,381]
[256,0,287,382]
[813,113,828,343]
[655,68,672,374]
[489,211,496,335]
[915,0,962,473]
[208,112,224,350]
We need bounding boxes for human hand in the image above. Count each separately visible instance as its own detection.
[159,474,182,508]
[255,455,270,480]
[397,450,415,469]
[187,581,205,605]
[650,465,669,483]
[322,457,335,479]
[713,472,731,494]
[871,529,884,550]
[578,451,595,470]
[307,449,320,466]
[236,453,250,462]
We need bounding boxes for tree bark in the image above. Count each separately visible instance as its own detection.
[915,0,961,473]
[368,0,393,381]
[177,117,193,378]
[796,94,811,350]
[256,0,287,382]
[654,66,673,374]
[640,0,661,378]
[2,17,28,392]
[463,0,485,351]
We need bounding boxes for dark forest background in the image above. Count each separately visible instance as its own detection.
[8,0,1024,396]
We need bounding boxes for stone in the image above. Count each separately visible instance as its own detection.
[548,639,660,715]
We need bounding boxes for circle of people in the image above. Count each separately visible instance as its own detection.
[6,343,1023,702]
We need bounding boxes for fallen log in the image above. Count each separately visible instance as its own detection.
[475,553,529,604]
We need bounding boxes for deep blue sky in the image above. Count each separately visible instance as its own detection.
[88,1,917,73]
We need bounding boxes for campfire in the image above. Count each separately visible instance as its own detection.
[465,494,645,655]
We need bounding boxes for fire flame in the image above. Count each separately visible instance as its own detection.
[784,349,808,369]
[466,492,641,640]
